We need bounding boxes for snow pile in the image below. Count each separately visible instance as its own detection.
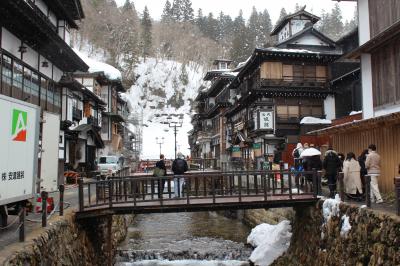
[263,47,321,54]
[340,215,352,238]
[125,260,248,266]
[349,110,362,116]
[300,116,332,125]
[125,58,204,159]
[247,221,292,266]
[73,48,122,80]
[322,194,341,222]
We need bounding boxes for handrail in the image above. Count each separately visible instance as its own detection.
[78,169,320,213]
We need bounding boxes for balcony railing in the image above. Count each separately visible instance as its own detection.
[72,107,82,121]
[25,0,57,33]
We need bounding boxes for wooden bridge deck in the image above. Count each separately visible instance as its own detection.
[76,170,322,219]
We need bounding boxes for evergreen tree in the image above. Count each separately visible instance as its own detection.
[161,0,173,23]
[317,3,345,40]
[181,0,194,22]
[195,8,206,33]
[205,12,219,41]
[277,8,288,25]
[344,6,358,33]
[140,6,152,61]
[259,9,273,46]
[230,10,251,63]
[247,6,259,48]
[171,0,183,22]
[179,64,189,85]
[294,3,302,12]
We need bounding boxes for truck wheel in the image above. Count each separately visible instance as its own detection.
[0,205,8,227]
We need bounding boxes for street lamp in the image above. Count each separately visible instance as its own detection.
[161,114,184,159]
[156,137,164,156]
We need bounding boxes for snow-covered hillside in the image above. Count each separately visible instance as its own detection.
[124,58,205,159]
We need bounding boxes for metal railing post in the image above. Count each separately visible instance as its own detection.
[338,172,345,201]
[41,191,48,227]
[19,204,25,242]
[109,180,113,208]
[395,177,400,216]
[59,184,64,216]
[78,178,84,212]
[365,175,371,208]
[288,168,293,199]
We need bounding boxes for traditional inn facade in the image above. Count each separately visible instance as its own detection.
[0,0,88,191]
[191,9,343,170]
[314,0,400,193]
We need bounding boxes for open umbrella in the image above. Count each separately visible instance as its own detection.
[300,147,321,158]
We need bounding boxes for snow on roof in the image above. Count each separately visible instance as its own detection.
[222,72,238,77]
[263,47,320,54]
[73,48,122,81]
[236,56,252,68]
[300,116,332,125]
[349,111,362,116]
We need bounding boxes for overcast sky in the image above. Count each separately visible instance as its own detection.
[115,0,357,23]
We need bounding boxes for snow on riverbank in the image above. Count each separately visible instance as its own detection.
[247,220,292,266]
[120,260,249,266]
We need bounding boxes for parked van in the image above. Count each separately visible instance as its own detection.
[97,156,123,178]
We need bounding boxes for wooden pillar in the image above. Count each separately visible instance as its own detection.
[107,216,113,266]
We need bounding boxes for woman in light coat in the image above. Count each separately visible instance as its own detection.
[343,152,363,199]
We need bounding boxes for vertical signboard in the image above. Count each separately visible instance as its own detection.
[40,112,60,192]
[259,111,274,130]
[0,95,39,205]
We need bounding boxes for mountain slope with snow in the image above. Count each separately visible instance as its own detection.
[124,58,205,159]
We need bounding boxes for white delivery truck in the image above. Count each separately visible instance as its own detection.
[0,95,40,227]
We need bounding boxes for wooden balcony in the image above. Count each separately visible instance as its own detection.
[72,107,82,121]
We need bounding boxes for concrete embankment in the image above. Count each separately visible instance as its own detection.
[1,212,133,266]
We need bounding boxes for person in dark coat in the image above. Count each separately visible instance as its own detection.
[302,155,322,184]
[172,152,188,197]
[358,149,368,196]
[323,147,342,198]
[155,154,167,197]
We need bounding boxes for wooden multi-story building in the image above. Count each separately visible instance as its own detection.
[223,9,341,169]
[0,0,88,191]
[314,0,400,192]
[189,60,237,167]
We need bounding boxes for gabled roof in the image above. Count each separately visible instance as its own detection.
[271,8,320,36]
[276,26,337,48]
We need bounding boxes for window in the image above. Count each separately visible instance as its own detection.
[13,62,23,99]
[54,87,61,114]
[1,54,12,96]
[31,72,40,105]
[40,77,48,109]
[47,82,54,112]
[23,67,32,102]
[277,105,299,120]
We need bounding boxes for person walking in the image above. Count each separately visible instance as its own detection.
[358,149,369,196]
[172,152,188,198]
[365,144,383,203]
[292,143,304,185]
[155,154,167,198]
[323,146,342,198]
[343,152,363,200]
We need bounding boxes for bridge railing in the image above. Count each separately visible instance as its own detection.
[78,169,322,212]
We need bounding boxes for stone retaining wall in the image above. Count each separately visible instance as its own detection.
[272,201,400,266]
[3,213,133,266]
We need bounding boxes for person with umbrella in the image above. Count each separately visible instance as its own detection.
[300,147,322,188]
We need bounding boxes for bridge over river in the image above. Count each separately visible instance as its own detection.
[76,169,322,220]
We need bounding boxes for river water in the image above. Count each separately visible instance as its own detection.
[115,212,253,265]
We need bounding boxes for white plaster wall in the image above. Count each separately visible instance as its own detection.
[294,34,329,46]
[358,0,370,45]
[39,55,53,78]
[53,65,63,82]
[23,46,39,69]
[2,28,21,58]
[279,23,290,42]
[361,53,374,119]
[35,0,48,16]
[324,95,336,120]
[290,19,310,35]
[59,131,65,160]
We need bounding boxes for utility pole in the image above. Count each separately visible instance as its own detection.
[161,114,184,159]
[156,137,164,156]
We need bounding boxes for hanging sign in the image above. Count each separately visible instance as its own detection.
[232,146,241,158]
[259,111,274,130]
[253,143,262,157]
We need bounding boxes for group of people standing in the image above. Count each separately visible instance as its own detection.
[154,152,188,198]
[292,143,383,203]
